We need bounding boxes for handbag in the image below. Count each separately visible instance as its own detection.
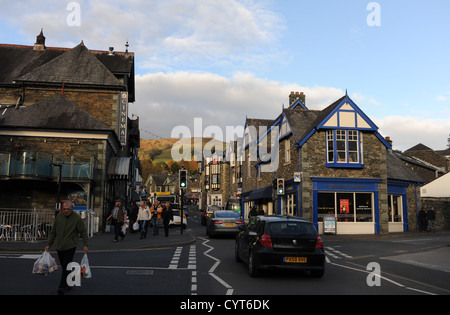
[80,254,92,279]
[32,251,58,275]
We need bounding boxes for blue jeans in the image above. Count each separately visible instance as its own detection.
[153,218,160,235]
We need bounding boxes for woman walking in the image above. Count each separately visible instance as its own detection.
[137,201,151,239]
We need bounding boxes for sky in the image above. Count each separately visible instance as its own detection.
[1,0,449,151]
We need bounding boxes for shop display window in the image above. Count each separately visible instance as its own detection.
[317,192,373,222]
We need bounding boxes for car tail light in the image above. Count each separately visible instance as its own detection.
[236,220,245,225]
[316,236,324,249]
[260,234,273,247]
[213,220,223,225]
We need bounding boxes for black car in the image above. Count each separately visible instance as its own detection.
[235,216,325,277]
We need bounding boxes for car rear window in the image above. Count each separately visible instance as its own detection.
[268,221,316,237]
[215,212,241,219]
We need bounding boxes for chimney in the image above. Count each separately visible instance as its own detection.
[289,91,306,107]
[385,136,393,149]
[33,29,46,51]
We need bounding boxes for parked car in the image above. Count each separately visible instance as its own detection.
[206,210,245,238]
[201,205,222,226]
[235,215,325,277]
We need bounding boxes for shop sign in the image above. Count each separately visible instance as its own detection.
[118,92,128,146]
[323,216,336,234]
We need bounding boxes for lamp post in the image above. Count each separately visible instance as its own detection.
[50,163,62,217]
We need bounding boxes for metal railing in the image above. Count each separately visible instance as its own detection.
[0,208,98,242]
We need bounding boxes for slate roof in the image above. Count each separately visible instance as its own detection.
[387,150,424,183]
[0,95,110,132]
[15,43,122,87]
[0,39,135,100]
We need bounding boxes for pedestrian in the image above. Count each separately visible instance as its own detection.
[248,206,257,219]
[137,201,151,239]
[161,202,174,237]
[129,201,139,234]
[257,206,265,215]
[151,200,163,235]
[427,206,436,232]
[106,198,127,242]
[45,201,88,295]
[418,207,427,232]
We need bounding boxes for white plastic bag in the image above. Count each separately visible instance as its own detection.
[32,251,58,275]
[132,222,139,231]
[80,254,92,279]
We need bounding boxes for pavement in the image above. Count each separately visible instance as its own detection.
[1,226,449,253]
[0,227,197,253]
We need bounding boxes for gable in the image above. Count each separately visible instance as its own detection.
[318,95,377,131]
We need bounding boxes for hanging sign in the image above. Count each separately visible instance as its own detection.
[118,92,128,146]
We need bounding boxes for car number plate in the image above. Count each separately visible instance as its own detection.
[224,223,235,227]
[283,257,307,263]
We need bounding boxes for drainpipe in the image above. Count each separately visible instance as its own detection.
[298,145,302,218]
[415,183,419,232]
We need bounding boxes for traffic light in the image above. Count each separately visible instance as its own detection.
[179,169,187,189]
[277,178,285,195]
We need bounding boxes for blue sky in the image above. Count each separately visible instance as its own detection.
[1,0,449,151]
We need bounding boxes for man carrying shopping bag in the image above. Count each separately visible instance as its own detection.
[45,200,89,295]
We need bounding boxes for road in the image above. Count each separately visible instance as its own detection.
[0,206,449,301]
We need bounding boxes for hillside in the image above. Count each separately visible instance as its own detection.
[138,138,222,179]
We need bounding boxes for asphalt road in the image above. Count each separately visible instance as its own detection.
[0,207,449,300]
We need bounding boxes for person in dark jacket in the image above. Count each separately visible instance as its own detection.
[418,207,427,232]
[427,207,436,232]
[45,200,88,295]
[161,202,174,237]
[106,198,127,242]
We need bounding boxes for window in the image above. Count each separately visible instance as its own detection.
[287,194,295,216]
[317,192,373,222]
[388,195,403,223]
[285,140,291,163]
[326,130,363,167]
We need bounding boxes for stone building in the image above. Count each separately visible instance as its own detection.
[239,92,426,235]
[0,31,140,225]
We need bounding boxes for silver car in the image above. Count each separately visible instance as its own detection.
[206,210,245,238]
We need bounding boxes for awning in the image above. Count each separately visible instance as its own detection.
[420,172,450,198]
[107,157,131,179]
[242,186,272,201]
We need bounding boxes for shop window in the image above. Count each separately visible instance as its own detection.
[355,193,373,222]
[317,192,373,222]
[318,193,335,220]
[337,193,354,222]
[326,130,363,168]
[388,195,402,222]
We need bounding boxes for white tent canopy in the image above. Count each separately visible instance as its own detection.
[421,172,450,198]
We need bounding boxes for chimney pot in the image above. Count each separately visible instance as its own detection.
[33,28,46,51]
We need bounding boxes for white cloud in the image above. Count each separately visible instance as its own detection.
[131,71,344,139]
[375,115,450,151]
[1,0,285,73]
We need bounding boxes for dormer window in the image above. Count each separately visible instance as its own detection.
[326,130,363,168]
